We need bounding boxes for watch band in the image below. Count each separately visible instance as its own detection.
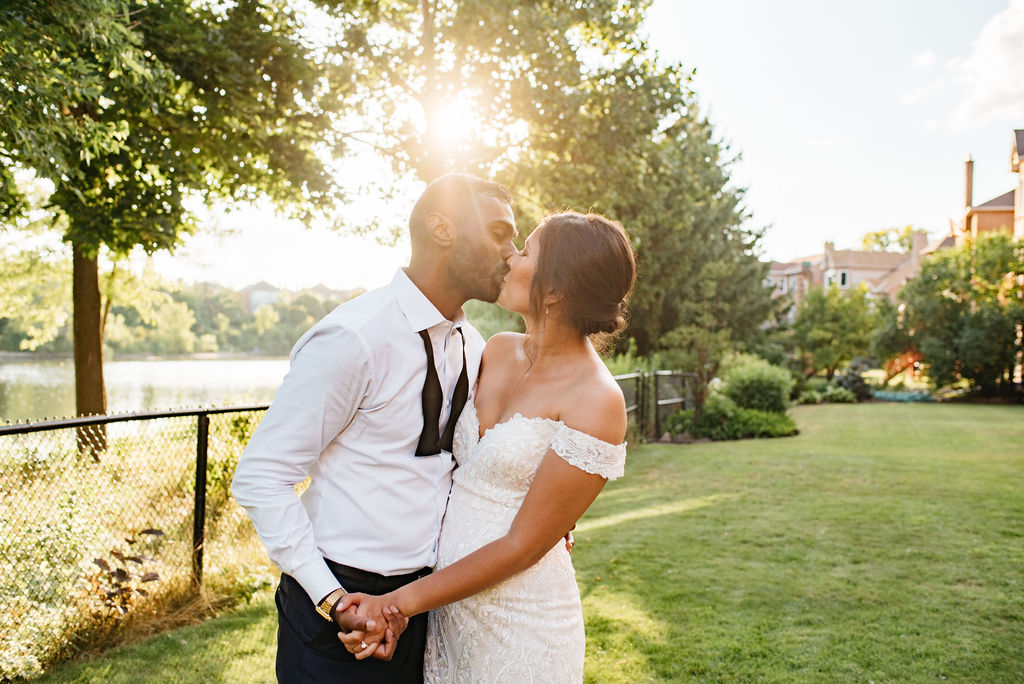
[315,587,347,621]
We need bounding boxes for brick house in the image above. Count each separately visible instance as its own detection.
[959,129,1024,242]
[767,230,953,320]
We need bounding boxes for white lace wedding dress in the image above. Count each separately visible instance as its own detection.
[423,403,626,683]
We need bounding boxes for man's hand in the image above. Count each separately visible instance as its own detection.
[335,593,409,661]
[332,603,372,633]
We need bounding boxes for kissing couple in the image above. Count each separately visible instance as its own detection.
[232,172,636,683]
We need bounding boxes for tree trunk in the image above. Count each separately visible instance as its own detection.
[73,242,107,456]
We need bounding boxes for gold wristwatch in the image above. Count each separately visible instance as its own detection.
[315,587,347,622]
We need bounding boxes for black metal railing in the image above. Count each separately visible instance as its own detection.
[0,405,268,680]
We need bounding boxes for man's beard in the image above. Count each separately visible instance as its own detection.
[448,243,506,303]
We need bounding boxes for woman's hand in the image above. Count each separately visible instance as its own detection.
[335,592,408,661]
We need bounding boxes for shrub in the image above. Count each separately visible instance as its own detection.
[721,358,795,413]
[806,377,830,393]
[834,369,873,402]
[718,352,764,378]
[821,385,856,403]
[797,389,823,405]
[663,394,798,441]
[788,369,809,400]
[662,408,694,437]
[728,408,798,439]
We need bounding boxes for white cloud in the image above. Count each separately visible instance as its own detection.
[911,50,937,68]
[949,0,1024,129]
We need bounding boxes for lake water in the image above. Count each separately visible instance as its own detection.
[0,357,291,422]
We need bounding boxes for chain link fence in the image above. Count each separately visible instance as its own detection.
[0,372,692,679]
[0,406,269,681]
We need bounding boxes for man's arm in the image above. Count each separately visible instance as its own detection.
[231,323,371,610]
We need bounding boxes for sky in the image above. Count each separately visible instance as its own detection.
[151,0,1024,290]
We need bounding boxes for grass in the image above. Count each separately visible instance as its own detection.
[33,403,1024,683]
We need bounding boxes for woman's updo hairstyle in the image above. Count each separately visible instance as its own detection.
[530,211,636,336]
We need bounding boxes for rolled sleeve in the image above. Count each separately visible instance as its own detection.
[231,323,372,604]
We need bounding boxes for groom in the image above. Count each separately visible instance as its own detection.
[231,173,518,683]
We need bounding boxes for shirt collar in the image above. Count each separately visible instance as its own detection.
[391,269,467,332]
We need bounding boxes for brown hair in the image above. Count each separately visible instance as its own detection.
[530,212,636,336]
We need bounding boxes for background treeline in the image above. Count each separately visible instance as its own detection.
[0,268,363,357]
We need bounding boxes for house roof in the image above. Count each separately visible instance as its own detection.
[769,257,824,277]
[829,249,908,270]
[922,234,955,254]
[239,281,281,293]
[869,259,918,296]
[973,189,1015,211]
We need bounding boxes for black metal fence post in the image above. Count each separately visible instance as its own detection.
[635,370,646,440]
[652,371,660,439]
[192,412,209,588]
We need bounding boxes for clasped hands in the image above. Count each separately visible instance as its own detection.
[333,593,407,661]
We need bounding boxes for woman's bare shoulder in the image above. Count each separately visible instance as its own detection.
[483,331,525,359]
[559,363,627,444]
[480,332,526,376]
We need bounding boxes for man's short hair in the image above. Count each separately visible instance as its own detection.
[408,173,511,240]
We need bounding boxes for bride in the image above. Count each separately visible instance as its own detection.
[337,210,636,681]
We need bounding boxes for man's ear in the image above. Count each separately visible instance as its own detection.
[425,212,454,247]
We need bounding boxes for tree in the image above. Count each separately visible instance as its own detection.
[899,233,1023,395]
[329,1,657,183]
[861,225,917,253]
[0,176,71,351]
[793,284,877,379]
[325,0,772,365]
[870,298,919,384]
[1,1,349,448]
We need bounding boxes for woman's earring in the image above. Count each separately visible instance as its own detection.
[545,306,549,315]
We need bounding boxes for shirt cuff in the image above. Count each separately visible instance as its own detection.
[291,558,343,607]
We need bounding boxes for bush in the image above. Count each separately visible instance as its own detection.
[662,408,694,437]
[721,358,795,413]
[806,377,830,393]
[663,393,797,441]
[728,408,798,439]
[821,385,856,403]
[834,369,873,402]
[718,352,764,378]
[797,389,823,405]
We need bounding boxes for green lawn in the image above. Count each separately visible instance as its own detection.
[36,403,1024,683]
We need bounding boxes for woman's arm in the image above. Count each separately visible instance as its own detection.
[338,380,626,659]
[338,452,608,659]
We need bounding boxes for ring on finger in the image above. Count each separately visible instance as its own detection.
[360,641,368,650]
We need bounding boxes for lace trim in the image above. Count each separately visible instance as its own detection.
[550,425,626,480]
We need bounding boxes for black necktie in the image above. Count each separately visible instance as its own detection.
[415,327,468,456]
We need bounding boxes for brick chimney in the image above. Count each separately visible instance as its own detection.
[910,229,928,266]
[964,156,974,208]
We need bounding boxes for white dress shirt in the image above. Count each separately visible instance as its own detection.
[231,270,484,605]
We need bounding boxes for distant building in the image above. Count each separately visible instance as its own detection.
[958,129,1024,242]
[238,281,281,315]
[767,230,953,321]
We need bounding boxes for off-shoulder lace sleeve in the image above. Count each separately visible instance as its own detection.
[550,424,626,480]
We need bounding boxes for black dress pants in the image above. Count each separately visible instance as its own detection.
[275,560,431,684]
